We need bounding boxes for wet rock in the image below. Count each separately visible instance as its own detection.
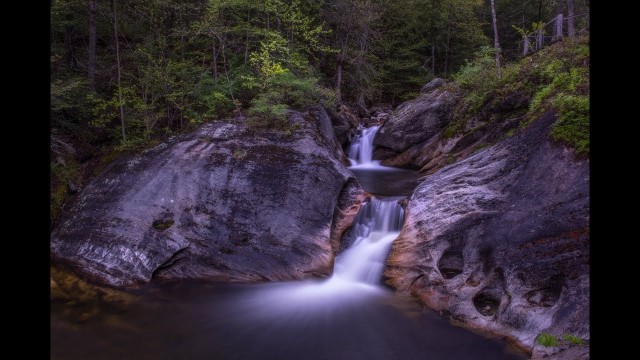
[373,82,456,155]
[308,104,348,164]
[329,178,367,253]
[51,110,364,288]
[420,78,446,94]
[326,105,360,147]
[385,112,589,353]
[67,181,79,194]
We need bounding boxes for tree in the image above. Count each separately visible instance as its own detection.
[112,0,126,142]
[566,0,575,37]
[88,0,97,92]
[322,0,380,109]
[490,0,502,79]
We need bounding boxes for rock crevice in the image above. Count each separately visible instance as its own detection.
[384,111,589,355]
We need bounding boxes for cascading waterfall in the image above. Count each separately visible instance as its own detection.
[336,124,404,285]
[180,123,524,359]
[348,125,381,167]
[53,119,527,360]
[231,124,406,315]
[331,197,404,285]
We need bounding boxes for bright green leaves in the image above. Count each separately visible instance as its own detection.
[551,94,589,155]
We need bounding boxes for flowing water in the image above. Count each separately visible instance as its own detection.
[51,125,527,360]
[348,125,381,167]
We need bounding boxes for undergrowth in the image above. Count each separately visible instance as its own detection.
[444,36,589,154]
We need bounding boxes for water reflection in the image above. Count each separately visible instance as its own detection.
[349,167,422,197]
[52,128,526,360]
[52,280,527,360]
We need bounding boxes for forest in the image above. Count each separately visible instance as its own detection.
[51,2,590,358]
[50,0,589,219]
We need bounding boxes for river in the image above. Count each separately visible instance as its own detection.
[51,125,527,360]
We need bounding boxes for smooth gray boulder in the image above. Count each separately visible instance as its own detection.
[420,78,446,94]
[51,110,364,288]
[373,79,456,155]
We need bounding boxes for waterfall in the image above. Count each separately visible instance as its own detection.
[225,125,408,315]
[331,197,404,284]
[234,196,405,316]
[348,125,381,167]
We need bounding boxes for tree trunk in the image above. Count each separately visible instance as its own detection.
[538,0,543,23]
[567,0,576,37]
[218,37,240,113]
[112,0,126,142]
[444,28,450,77]
[357,93,367,117]
[431,43,435,76]
[88,0,97,92]
[335,62,343,105]
[554,14,563,41]
[64,13,78,69]
[444,6,452,77]
[244,6,251,65]
[211,43,219,80]
[554,1,563,41]
[490,0,502,80]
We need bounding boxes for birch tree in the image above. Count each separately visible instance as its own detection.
[490,0,502,79]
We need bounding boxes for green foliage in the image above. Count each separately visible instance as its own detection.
[551,94,589,155]
[454,46,498,90]
[49,0,589,219]
[194,74,235,120]
[443,37,589,155]
[444,46,500,137]
[50,135,79,221]
[247,69,328,128]
[537,332,560,347]
[522,40,589,154]
[562,334,585,345]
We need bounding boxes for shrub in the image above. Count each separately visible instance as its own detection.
[550,94,589,155]
[537,332,559,347]
[562,334,585,345]
[247,69,331,129]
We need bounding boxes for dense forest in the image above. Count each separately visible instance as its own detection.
[50,0,589,219]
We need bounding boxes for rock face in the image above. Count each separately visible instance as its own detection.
[373,78,456,162]
[384,112,589,356]
[326,105,360,149]
[372,78,531,173]
[51,108,364,288]
[420,77,446,94]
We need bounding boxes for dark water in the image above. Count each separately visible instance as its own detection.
[349,166,422,196]
[51,163,527,360]
[52,280,526,360]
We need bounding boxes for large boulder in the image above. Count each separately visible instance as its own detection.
[385,112,589,357]
[373,78,456,157]
[51,110,364,288]
[372,79,528,173]
[326,104,361,147]
[308,105,349,164]
[420,77,446,94]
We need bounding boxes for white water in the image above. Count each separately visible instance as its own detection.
[52,120,526,360]
[335,124,405,285]
[331,197,404,284]
[348,125,382,167]
[229,126,406,316]
[235,196,405,319]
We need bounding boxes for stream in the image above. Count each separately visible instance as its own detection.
[51,125,527,360]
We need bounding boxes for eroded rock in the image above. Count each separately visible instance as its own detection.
[51,110,364,288]
[385,112,589,353]
[373,79,457,157]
